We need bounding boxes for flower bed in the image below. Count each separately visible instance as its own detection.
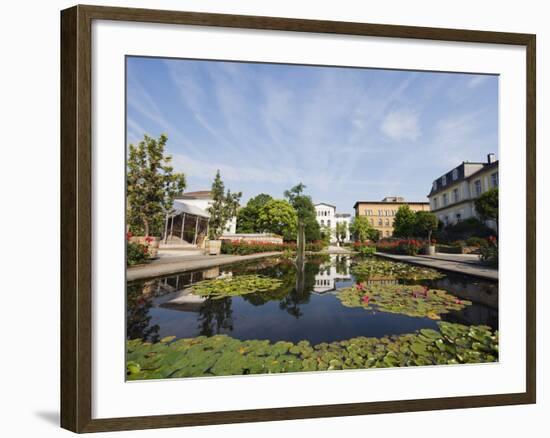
[352,241,376,256]
[126,322,497,379]
[375,239,424,255]
[221,240,325,255]
[126,232,151,266]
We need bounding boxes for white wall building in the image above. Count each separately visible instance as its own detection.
[313,255,352,293]
[427,154,498,230]
[314,203,351,243]
[175,190,237,235]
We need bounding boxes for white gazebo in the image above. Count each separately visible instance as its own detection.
[163,200,210,246]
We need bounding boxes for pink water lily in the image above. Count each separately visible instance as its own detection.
[362,295,370,304]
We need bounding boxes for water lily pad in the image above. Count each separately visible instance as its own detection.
[191,275,284,299]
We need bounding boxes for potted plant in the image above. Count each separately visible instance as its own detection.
[414,211,438,256]
[206,170,241,256]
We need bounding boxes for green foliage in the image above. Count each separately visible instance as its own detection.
[436,217,494,243]
[338,283,470,319]
[480,237,498,267]
[355,244,376,256]
[126,241,150,266]
[236,193,273,233]
[126,322,498,379]
[191,275,284,299]
[207,170,242,239]
[393,205,417,238]
[319,225,332,247]
[258,199,298,241]
[284,183,321,242]
[475,188,499,223]
[350,216,378,242]
[414,211,438,242]
[335,221,348,244]
[126,134,186,236]
[350,259,444,280]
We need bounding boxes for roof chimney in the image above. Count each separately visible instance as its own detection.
[487,153,496,164]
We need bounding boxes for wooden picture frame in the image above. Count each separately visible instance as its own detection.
[61,4,536,433]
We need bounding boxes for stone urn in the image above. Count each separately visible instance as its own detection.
[130,236,160,258]
[425,244,436,256]
[208,239,222,256]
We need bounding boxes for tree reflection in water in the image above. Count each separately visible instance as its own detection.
[126,282,160,342]
[197,297,234,336]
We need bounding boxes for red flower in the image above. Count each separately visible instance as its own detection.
[455,299,462,305]
[362,295,370,304]
[145,236,153,244]
[126,231,133,240]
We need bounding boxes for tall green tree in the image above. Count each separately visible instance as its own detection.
[236,193,273,233]
[335,222,348,244]
[414,211,438,242]
[257,199,297,240]
[474,188,498,230]
[284,183,321,242]
[126,134,186,236]
[349,216,378,242]
[207,170,242,239]
[393,205,417,238]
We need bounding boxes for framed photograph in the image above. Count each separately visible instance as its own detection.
[60,4,536,433]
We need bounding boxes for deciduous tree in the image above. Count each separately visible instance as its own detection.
[126,134,186,236]
[207,170,242,239]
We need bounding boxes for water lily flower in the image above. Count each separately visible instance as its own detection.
[455,299,462,304]
[362,295,370,304]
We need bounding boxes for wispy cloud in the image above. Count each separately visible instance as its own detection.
[381,109,421,142]
[127,58,498,211]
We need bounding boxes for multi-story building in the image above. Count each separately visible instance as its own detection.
[427,154,498,229]
[314,203,352,243]
[353,196,430,238]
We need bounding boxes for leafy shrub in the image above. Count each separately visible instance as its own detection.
[436,244,464,254]
[435,218,493,243]
[376,239,424,255]
[352,242,376,256]
[127,241,150,266]
[480,236,498,267]
[466,236,489,247]
[221,240,325,255]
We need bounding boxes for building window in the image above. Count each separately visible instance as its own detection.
[491,172,498,188]
[320,220,324,226]
[452,168,458,180]
[385,231,390,236]
[442,175,447,186]
[443,193,448,206]
[433,181,437,191]
[378,219,383,226]
[433,197,438,209]
[327,220,331,227]
[452,188,459,203]
[474,179,482,197]
[456,213,462,222]
[385,219,389,226]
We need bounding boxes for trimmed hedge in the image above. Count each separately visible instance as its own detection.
[221,240,325,255]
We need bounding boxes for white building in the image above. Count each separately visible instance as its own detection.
[313,255,352,293]
[314,203,352,243]
[427,154,498,229]
[175,190,237,235]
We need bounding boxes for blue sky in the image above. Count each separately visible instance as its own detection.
[126,57,498,214]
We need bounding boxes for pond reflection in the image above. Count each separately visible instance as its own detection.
[126,255,498,344]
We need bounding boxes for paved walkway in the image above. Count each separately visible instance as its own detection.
[127,252,282,281]
[375,252,498,281]
[324,245,354,255]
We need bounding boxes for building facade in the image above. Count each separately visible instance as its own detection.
[314,203,352,243]
[353,196,430,238]
[427,154,498,229]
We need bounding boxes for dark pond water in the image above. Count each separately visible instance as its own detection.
[127,255,498,345]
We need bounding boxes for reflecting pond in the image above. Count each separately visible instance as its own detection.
[127,255,498,345]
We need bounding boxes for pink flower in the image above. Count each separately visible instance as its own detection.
[362,295,370,304]
[455,299,462,305]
